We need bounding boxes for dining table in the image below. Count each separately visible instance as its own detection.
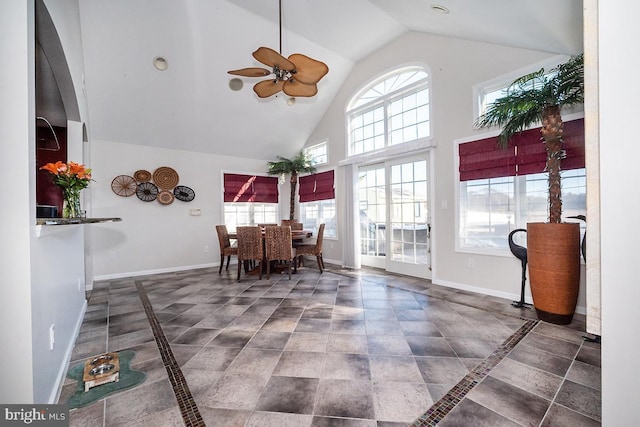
[228,227,313,275]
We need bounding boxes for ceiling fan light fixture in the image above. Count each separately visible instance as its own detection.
[431,4,450,14]
[227,1,328,99]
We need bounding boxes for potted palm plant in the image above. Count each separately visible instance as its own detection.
[475,54,584,324]
[267,150,316,220]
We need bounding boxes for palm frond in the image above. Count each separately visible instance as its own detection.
[475,54,584,146]
[267,151,317,176]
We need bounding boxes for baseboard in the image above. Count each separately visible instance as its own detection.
[93,263,216,281]
[50,298,87,404]
[93,257,343,283]
[433,278,586,316]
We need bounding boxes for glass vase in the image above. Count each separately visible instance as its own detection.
[62,188,82,219]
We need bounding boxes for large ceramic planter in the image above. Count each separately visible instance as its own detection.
[527,222,581,325]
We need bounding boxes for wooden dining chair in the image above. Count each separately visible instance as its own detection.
[295,223,325,273]
[258,223,277,229]
[264,225,297,280]
[216,225,237,274]
[236,226,263,280]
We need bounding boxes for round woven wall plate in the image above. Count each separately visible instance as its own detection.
[152,166,179,190]
[134,169,152,182]
[173,185,195,202]
[157,190,175,205]
[111,175,137,197]
[136,182,158,202]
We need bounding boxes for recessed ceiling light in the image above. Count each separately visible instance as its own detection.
[431,4,450,14]
[153,56,168,71]
[287,97,296,106]
[229,78,243,91]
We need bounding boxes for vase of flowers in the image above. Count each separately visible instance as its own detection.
[40,161,92,218]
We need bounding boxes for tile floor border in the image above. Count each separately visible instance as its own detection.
[135,280,206,427]
[410,318,539,426]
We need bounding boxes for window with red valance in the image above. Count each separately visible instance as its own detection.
[223,173,278,203]
[459,118,584,181]
[299,170,335,202]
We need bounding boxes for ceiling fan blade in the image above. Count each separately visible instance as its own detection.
[283,80,318,97]
[253,79,285,98]
[288,54,329,84]
[227,67,271,77]
[253,47,295,71]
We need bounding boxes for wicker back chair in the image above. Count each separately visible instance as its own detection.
[264,226,297,280]
[216,225,238,274]
[295,223,325,273]
[258,223,278,229]
[236,226,263,280]
[281,219,303,230]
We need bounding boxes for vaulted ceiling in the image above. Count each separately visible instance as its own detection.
[72,0,583,160]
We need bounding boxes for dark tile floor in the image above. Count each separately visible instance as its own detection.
[60,262,601,426]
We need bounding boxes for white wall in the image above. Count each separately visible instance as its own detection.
[599,0,640,424]
[0,0,90,403]
[307,32,586,305]
[0,0,36,404]
[90,140,272,278]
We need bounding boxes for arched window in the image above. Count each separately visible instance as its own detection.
[347,67,430,156]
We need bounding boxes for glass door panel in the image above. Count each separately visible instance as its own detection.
[387,157,431,278]
[358,165,386,269]
[357,155,431,278]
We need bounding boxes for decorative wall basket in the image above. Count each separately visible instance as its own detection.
[152,166,179,190]
[111,175,137,197]
[134,170,151,182]
[111,166,195,205]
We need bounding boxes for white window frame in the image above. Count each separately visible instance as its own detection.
[299,198,337,240]
[454,112,585,257]
[304,141,328,166]
[346,65,432,158]
[472,55,569,122]
[221,170,279,232]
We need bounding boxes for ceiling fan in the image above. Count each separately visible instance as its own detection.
[227,0,329,99]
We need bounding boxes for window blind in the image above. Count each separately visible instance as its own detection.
[459,118,584,181]
[299,170,335,202]
[223,173,278,203]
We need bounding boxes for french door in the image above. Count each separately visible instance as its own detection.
[358,153,431,278]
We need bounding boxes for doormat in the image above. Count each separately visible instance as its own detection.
[66,350,146,409]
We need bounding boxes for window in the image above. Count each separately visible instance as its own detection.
[224,203,278,233]
[223,173,279,231]
[457,118,585,252]
[299,170,336,238]
[474,55,569,119]
[347,67,430,156]
[459,170,585,251]
[305,141,328,165]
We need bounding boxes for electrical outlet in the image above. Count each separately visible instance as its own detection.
[110,250,117,260]
[49,324,55,350]
[204,245,209,252]
[468,258,475,268]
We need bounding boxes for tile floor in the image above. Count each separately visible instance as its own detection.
[59,262,601,426]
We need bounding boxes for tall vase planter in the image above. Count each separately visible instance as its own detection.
[62,188,82,218]
[527,222,581,324]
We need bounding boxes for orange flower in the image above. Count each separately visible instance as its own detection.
[39,161,66,175]
[39,160,93,191]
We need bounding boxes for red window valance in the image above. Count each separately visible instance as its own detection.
[299,170,335,202]
[459,118,585,181]
[223,173,278,203]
